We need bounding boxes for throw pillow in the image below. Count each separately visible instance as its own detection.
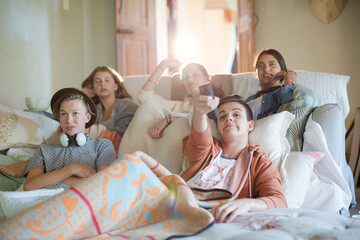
[0,104,59,151]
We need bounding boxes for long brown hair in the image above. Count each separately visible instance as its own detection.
[82,66,133,104]
[254,49,287,72]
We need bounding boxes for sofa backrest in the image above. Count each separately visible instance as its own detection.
[123,71,350,118]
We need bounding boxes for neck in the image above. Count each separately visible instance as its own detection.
[221,137,248,158]
[99,95,117,110]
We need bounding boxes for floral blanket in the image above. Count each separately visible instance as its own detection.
[0,152,214,239]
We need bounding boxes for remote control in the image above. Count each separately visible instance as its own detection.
[199,83,219,120]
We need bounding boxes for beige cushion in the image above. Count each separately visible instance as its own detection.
[0,104,59,151]
[249,111,294,166]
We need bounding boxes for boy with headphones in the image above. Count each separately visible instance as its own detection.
[23,88,116,191]
[181,94,287,223]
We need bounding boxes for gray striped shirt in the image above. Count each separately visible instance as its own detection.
[25,138,116,189]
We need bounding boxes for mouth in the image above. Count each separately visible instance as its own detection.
[263,73,272,78]
[66,126,75,131]
[224,124,235,129]
[101,88,107,92]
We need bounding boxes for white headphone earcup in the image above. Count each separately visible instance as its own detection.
[60,133,69,147]
[75,133,86,147]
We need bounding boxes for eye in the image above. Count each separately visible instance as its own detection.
[219,115,226,120]
[257,64,264,69]
[60,112,66,117]
[73,112,80,116]
[233,112,242,118]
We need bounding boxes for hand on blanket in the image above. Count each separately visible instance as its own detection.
[149,118,168,139]
[210,198,267,223]
[70,163,96,178]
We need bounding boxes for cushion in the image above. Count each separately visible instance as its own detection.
[123,75,172,104]
[249,111,294,166]
[0,104,60,151]
[0,187,64,219]
[231,71,350,118]
[118,99,191,174]
[279,151,324,208]
[296,71,349,118]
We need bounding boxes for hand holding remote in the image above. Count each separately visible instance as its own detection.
[199,83,219,120]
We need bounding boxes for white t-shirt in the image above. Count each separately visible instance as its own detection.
[187,151,236,190]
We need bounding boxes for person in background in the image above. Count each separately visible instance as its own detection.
[83,66,138,137]
[181,94,287,223]
[247,48,356,210]
[137,58,223,138]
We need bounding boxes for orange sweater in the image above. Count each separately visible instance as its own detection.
[181,124,287,209]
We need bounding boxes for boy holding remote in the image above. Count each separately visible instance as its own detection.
[23,88,116,191]
[181,94,287,223]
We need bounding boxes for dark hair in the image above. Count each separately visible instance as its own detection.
[82,66,133,104]
[254,48,287,72]
[215,94,253,124]
[181,62,224,98]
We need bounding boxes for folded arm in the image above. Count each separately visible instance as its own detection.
[23,163,96,191]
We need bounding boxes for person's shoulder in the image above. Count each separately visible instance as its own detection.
[38,142,62,150]
[246,144,269,160]
[88,137,113,148]
[116,97,139,107]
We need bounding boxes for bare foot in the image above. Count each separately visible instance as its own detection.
[0,159,30,177]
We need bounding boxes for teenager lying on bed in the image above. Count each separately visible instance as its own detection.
[23,88,116,190]
[181,94,287,223]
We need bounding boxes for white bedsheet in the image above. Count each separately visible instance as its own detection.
[302,115,351,212]
[183,208,360,240]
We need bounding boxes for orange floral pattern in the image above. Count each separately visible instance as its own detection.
[0,105,18,143]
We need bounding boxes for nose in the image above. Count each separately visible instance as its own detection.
[265,64,270,72]
[66,114,73,123]
[225,115,232,122]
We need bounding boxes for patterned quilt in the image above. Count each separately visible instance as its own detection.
[0,151,215,239]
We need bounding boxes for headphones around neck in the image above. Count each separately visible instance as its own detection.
[60,133,87,147]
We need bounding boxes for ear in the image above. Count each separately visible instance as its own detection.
[248,120,254,132]
[86,112,91,123]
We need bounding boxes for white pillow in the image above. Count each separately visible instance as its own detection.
[0,104,59,151]
[232,72,259,100]
[249,111,294,166]
[296,71,349,118]
[279,151,324,208]
[0,187,64,219]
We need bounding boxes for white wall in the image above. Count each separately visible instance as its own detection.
[254,0,360,130]
[0,0,116,111]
